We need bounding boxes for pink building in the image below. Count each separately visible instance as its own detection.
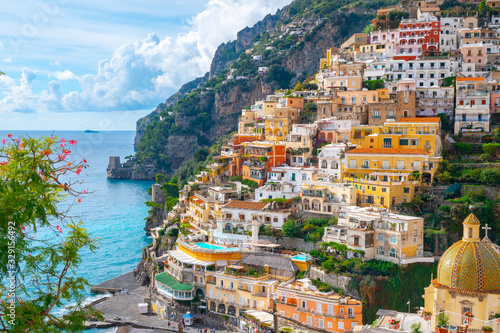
[370,29,399,44]
[490,92,500,115]
[461,44,487,69]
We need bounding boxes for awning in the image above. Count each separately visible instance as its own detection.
[169,250,215,267]
[216,260,228,266]
[227,265,244,270]
[198,306,207,309]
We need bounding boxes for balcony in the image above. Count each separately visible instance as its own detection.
[252,292,268,298]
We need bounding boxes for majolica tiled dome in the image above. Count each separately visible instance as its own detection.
[437,214,500,293]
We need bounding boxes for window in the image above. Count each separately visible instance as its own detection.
[230,282,234,289]
[389,248,398,258]
[404,187,410,193]
[382,188,387,192]
[363,96,367,103]
[383,138,392,148]
[414,237,417,243]
[399,139,409,145]
[374,110,379,118]
[293,313,299,321]
[397,161,404,169]
[377,246,385,255]
[351,97,356,104]
[382,160,389,169]
[349,160,356,168]
[301,300,306,308]
[377,234,385,242]
[388,110,394,118]
[389,236,397,244]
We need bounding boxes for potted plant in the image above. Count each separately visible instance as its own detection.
[436,312,449,327]
[422,311,432,321]
[463,311,474,324]
[389,318,400,330]
[494,313,500,323]
[482,326,493,333]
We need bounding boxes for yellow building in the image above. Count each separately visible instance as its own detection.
[424,212,500,330]
[344,176,417,209]
[205,255,298,319]
[343,148,438,180]
[264,107,300,143]
[350,118,443,180]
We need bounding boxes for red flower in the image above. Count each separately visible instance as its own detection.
[58,154,66,161]
[1,139,5,144]
[7,133,12,138]
[69,140,77,145]
[83,159,87,164]
[60,143,66,147]
[76,166,82,175]
[78,198,82,203]
[61,138,66,143]
[41,149,51,155]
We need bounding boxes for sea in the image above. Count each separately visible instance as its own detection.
[0,130,153,332]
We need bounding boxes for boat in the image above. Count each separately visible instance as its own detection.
[84,130,100,133]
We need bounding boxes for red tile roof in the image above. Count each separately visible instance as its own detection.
[457,77,485,82]
[223,200,269,210]
[398,117,440,123]
[346,148,429,155]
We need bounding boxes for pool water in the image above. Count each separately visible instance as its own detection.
[292,254,312,261]
[194,242,238,251]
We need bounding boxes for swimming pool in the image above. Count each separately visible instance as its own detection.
[194,242,238,251]
[291,254,312,261]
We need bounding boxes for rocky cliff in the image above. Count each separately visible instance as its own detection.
[132,0,381,177]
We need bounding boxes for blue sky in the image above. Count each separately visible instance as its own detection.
[0,0,291,130]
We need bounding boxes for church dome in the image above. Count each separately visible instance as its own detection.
[437,213,500,293]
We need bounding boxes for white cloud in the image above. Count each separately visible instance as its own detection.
[50,61,61,66]
[3,58,12,63]
[49,69,78,80]
[0,0,291,113]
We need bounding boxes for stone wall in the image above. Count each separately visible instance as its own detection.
[259,235,320,252]
[309,266,360,298]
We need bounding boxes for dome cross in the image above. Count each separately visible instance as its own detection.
[482,224,491,238]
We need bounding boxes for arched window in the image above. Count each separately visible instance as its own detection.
[389,248,398,258]
[377,234,385,242]
[389,236,397,244]
[376,246,385,255]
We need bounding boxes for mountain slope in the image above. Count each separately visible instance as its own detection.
[132,0,398,175]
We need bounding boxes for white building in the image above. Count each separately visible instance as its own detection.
[267,165,317,190]
[317,143,355,180]
[213,201,291,243]
[323,206,433,265]
[255,183,297,200]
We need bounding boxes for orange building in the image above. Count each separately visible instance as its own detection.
[242,142,286,171]
[275,278,362,332]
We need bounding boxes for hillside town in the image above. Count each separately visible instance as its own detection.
[129,1,500,333]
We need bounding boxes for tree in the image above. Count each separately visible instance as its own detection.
[282,218,297,238]
[293,82,302,91]
[0,135,101,332]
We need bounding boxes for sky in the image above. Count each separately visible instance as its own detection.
[0,0,291,131]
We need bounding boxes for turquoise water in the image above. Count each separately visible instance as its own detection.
[292,254,312,261]
[0,130,153,332]
[194,242,238,251]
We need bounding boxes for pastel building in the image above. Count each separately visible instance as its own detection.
[275,278,362,333]
[213,201,291,243]
[317,143,356,180]
[316,118,361,143]
[324,206,432,265]
[299,181,357,214]
[206,255,298,321]
[455,77,491,133]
